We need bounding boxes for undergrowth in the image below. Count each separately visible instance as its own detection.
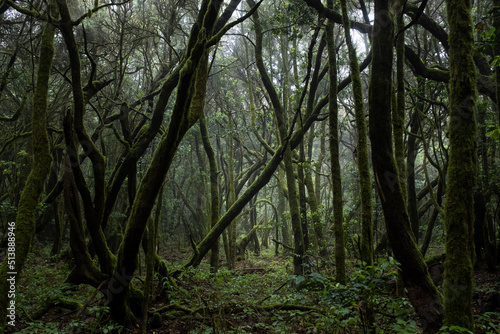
[11,245,500,333]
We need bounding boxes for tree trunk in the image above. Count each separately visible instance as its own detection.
[494,0,500,118]
[326,0,346,284]
[443,0,477,329]
[368,1,443,331]
[278,169,292,251]
[200,114,221,272]
[109,0,223,324]
[298,141,310,256]
[421,176,445,257]
[339,0,373,266]
[407,102,421,242]
[0,11,55,331]
[227,116,237,269]
[394,4,406,207]
[250,2,304,275]
[57,0,115,275]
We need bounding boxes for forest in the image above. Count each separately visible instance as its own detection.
[0,0,499,333]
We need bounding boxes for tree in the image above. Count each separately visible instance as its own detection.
[249,0,305,275]
[443,0,477,329]
[0,1,56,330]
[338,0,373,266]
[368,0,443,331]
[326,0,345,284]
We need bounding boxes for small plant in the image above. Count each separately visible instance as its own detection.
[18,321,62,333]
[475,311,500,334]
[319,258,417,332]
[438,325,473,334]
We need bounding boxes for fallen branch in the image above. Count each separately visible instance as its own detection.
[272,239,294,252]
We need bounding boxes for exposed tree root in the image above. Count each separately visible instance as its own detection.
[32,298,83,320]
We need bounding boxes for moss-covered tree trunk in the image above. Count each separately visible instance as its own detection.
[368,0,443,331]
[200,114,220,272]
[443,0,477,330]
[227,115,237,269]
[0,12,55,332]
[251,2,304,275]
[494,0,500,120]
[57,0,114,275]
[421,175,445,257]
[278,171,292,252]
[109,0,223,324]
[394,4,406,207]
[326,0,345,284]
[407,102,421,242]
[339,0,373,266]
[304,154,327,257]
[310,121,328,257]
[298,141,309,256]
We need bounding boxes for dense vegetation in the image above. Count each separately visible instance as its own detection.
[0,0,499,333]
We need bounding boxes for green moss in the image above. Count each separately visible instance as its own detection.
[339,0,373,266]
[443,0,477,330]
[150,312,162,328]
[0,18,56,331]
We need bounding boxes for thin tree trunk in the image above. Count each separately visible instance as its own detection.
[407,104,421,242]
[339,0,373,266]
[421,176,444,257]
[394,5,406,206]
[250,2,304,275]
[200,114,221,272]
[326,0,346,284]
[227,116,237,269]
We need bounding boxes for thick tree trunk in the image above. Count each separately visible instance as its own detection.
[443,0,477,330]
[0,14,55,331]
[109,0,223,324]
[304,159,327,257]
[368,1,443,332]
[57,0,114,275]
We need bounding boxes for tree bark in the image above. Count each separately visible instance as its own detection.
[0,11,55,331]
[250,1,304,275]
[368,1,443,331]
[200,114,221,272]
[109,0,223,324]
[443,0,477,329]
[339,0,373,266]
[326,0,346,284]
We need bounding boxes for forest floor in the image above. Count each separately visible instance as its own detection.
[8,240,500,334]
